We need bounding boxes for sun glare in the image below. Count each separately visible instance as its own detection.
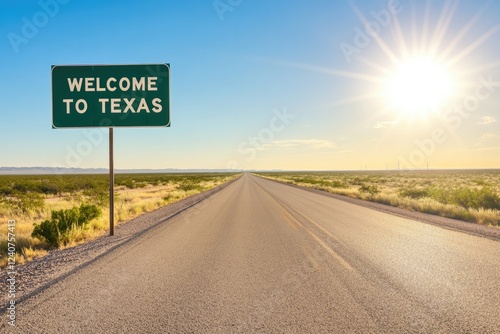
[284,1,498,129]
[385,56,454,117]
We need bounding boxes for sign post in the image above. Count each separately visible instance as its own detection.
[51,64,170,236]
[109,128,114,236]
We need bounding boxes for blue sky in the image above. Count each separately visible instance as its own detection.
[1,0,499,170]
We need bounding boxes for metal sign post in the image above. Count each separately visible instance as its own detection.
[109,128,114,236]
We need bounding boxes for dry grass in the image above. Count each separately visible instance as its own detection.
[257,170,500,227]
[0,174,239,268]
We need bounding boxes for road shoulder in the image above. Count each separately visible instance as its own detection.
[256,175,500,242]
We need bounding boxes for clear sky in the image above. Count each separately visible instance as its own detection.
[1,0,499,170]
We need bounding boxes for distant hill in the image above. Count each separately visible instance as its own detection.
[0,167,243,175]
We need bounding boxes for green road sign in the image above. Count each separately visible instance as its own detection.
[51,64,170,128]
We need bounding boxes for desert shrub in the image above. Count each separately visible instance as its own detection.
[38,181,59,195]
[399,187,430,199]
[118,178,136,189]
[330,180,348,188]
[400,186,500,210]
[359,184,380,196]
[32,204,102,247]
[427,186,500,210]
[351,177,369,185]
[290,176,342,189]
[0,186,14,196]
[0,192,45,214]
[449,186,500,210]
[474,178,488,186]
[177,182,202,192]
[82,186,109,207]
[476,187,500,210]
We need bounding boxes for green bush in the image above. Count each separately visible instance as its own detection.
[117,179,136,189]
[476,186,500,210]
[0,192,45,214]
[82,187,109,207]
[177,182,202,192]
[32,204,102,247]
[399,187,430,199]
[359,184,380,196]
[330,180,348,188]
[351,176,372,186]
[400,186,500,210]
[449,186,500,210]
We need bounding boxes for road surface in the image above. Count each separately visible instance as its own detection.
[9,174,500,333]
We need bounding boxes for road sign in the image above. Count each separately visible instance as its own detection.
[51,64,170,128]
[51,63,170,236]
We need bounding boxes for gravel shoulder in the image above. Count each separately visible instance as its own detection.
[258,175,500,242]
[0,176,240,310]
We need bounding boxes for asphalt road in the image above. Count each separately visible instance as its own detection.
[10,174,500,333]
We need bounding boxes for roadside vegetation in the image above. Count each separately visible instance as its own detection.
[257,170,500,227]
[0,173,239,268]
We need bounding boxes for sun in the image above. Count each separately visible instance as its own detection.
[385,56,455,117]
[278,1,497,127]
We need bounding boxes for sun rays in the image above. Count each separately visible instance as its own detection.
[282,0,499,124]
[337,0,498,122]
